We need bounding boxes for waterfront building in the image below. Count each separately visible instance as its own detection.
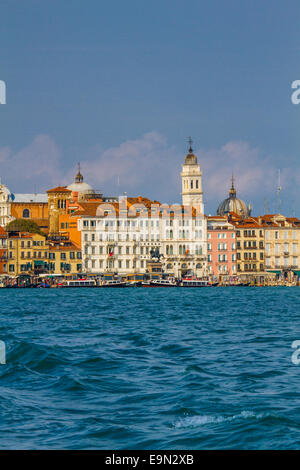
[0,226,7,274]
[260,214,300,277]
[207,215,237,277]
[47,236,82,275]
[7,231,48,276]
[76,197,206,278]
[229,213,266,281]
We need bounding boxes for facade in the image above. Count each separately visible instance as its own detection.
[261,214,300,275]
[78,198,207,278]
[0,226,7,274]
[48,236,82,275]
[207,216,237,277]
[180,141,204,211]
[47,186,72,234]
[7,232,48,276]
[230,214,265,278]
[0,181,47,229]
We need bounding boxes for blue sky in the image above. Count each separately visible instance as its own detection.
[0,0,299,215]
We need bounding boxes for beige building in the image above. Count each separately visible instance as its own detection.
[261,214,300,275]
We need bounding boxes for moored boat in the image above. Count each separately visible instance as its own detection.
[142,278,178,287]
[180,279,218,287]
[99,280,128,288]
[58,279,97,287]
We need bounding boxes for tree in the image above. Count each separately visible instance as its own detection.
[6,219,45,235]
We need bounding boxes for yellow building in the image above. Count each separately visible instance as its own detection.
[261,214,300,275]
[7,232,48,276]
[48,238,82,275]
[230,214,265,278]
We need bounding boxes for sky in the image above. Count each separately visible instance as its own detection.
[0,0,299,215]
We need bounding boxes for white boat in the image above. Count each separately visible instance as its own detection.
[142,279,178,287]
[59,279,97,287]
[180,279,217,287]
[99,280,128,288]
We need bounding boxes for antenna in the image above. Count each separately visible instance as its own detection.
[277,169,282,214]
[264,197,270,214]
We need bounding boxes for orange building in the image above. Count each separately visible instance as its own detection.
[47,186,72,234]
[59,201,102,247]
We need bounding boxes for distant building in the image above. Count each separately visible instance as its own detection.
[0,180,48,231]
[261,214,300,276]
[7,231,48,276]
[0,226,7,274]
[207,215,237,277]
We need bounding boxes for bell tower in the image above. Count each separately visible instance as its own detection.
[180,137,204,213]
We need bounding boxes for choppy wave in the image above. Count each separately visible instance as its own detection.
[174,411,265,428]
[0,287,300,449]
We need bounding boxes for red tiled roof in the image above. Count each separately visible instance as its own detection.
[47,186,71,193]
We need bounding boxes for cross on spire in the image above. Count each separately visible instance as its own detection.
[229,173,236,197]
[188,136,193,153]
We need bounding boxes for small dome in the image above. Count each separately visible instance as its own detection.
[217,178,251,218]
[184,141,198,164]
[67,164,93,193]
[67,181,93,193]
[184,152,198,164]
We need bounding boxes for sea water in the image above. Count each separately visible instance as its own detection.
[0,287,299,449]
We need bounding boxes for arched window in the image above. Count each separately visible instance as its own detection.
[196,263,201,269]
[166,263,172,269]
[23,209,30,218]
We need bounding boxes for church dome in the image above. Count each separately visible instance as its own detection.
[67,164,93,194]
[217,177,251,218]
[67,181,93,193]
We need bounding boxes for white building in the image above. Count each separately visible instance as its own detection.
[77,145,207,278]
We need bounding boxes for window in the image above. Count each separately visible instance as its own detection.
[23,209,30,218]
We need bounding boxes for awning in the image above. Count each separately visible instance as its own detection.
[266,270,281,274]
[293,271,300,276]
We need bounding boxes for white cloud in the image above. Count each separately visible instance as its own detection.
[0,135,62,191]
[0,133,297,215]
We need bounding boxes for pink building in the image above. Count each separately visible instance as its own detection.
[207,216,237,277]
